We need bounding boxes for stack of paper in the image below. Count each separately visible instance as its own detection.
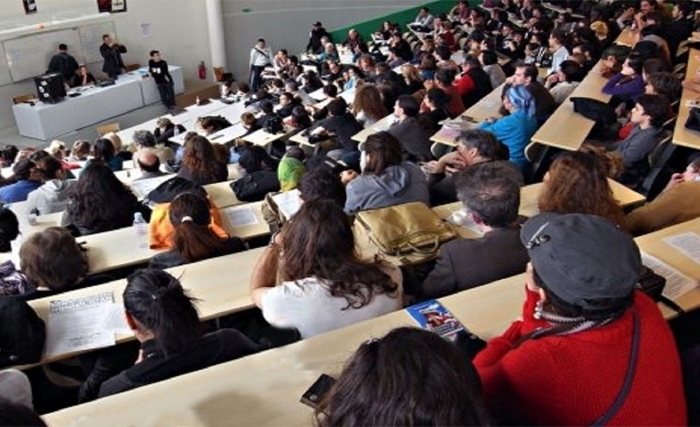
[641,252,699,302]
[272,190,301,220]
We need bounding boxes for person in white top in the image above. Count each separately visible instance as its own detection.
[249,38,271,91]
[544,59,581,105]
[249,199,403,338]
[547,30,570,77]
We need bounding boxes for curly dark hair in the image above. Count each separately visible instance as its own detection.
[182,136,223,185]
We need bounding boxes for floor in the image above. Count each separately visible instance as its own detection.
[0,102,170,150]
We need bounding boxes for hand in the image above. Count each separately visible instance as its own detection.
[340,170,358,185]
[439,151,466,170]
[665,173,685,191]
[545,74,559,86]
[484,117,496,124]
[134,349,145,364]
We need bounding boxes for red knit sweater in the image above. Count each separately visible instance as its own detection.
[474,288,687,426]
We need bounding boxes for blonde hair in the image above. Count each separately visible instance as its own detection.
[104,132,123,152]
[45,140,66,159]
[401,64,422,83]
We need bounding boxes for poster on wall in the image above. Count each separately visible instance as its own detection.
[23,0,37,14]
[97,0,126,13]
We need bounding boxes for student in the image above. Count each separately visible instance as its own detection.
[475,213,687,425]
[250,200,402,338]
[431,68,466,117]
[602,54,646,106]
[352,85,387,128]
[47,43,79,86]
[149,193,244,269]
[342,132,429,214]
[96,269,258,398]
[132,130,175,164]
[177,136,228,186]
[298,168,346,207]
[388,95,433,162]
[71,64,96,88]
[249,38,271,91]
[153,117,186,146]
[0,160,42,204]
[310,99,363,165]
[69,140,91,162]
[0,208,19,253]
[307,22,332,55]
[547,29,570,76]
[25,156,75,215]
[18,227,88,297]
[420,161,528,300]
[625,158,700,235]
[400,64,424,95]
[88,138,123,172]
[502,63,556,124]
[479,85,537,172]
[61,163,143,236]
[148,50,176,109]
[276,92,300,119]
[539,151,625,227]
[196,116,232,136]
[544,59,581,104]
[133,151,166,181]
[409,7,435,33]
[418,88,451,135]
[479,50,506,89]
[277,146,305,192]
[457,56,493,109]
[315,327,490,427]
[99,34,127,79]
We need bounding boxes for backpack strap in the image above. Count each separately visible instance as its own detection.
[590,309,640,426]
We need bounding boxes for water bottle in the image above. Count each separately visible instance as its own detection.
[133,212,148,248]
[173,126,180,136]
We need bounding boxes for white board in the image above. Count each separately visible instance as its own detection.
[3,28,83,83]
[80,21,117,64]
[0,43,12,87]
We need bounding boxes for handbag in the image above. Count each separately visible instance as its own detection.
[685,108,700,132]
[355,202,456,258]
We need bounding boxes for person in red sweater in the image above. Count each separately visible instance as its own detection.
[474,213,687,426]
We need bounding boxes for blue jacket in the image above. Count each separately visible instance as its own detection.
[0,180,42,204]
[479,110,537,170]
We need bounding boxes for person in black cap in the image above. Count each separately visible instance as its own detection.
[473,213,686,426]
[306,21,332,55]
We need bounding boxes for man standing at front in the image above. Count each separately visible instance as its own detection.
[47,43,79,87]
[149,50,175,109]
[100,34,127,79]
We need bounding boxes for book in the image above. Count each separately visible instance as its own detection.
[406,299,465,341]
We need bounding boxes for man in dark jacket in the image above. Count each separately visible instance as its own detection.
[306,22,332,55]
[100,34,127,79]
[148,50,175,109]
[47,43,79,86]
[388,95,433,162]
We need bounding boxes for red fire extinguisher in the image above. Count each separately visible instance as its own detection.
[198,61,206,80]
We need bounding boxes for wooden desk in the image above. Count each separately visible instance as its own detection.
[27,247,265,367]
[43,273,526,427]
[242,128,290,149]
[204,181,240,209]
[673,48,700,150]
[351,114,396,144]
[220,202,270,240]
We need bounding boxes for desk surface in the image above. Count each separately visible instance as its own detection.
[351,114,396,144]
[673,49,700,150]
[243,128,290,147]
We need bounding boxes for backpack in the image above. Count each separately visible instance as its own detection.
[263,115,284,134]
[0,260,32,297]
[144,177,206,204]
[0,298,46,367]
[231,170,280,202]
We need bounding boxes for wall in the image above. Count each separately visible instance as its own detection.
[220,0,429,80]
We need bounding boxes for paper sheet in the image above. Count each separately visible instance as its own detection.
[102,304,132,335]
[663,232,700,266]
[45,292,116,357]
[272,189,301,220]
[130,176,173,199]
[223,205,259,227]
[641,252,699,301]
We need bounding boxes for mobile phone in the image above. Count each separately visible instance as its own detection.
[300,374,336,409]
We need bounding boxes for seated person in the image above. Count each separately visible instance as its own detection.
[419,161,528,300]
[342,132,429,214]
[25,156,75,215]
[474,213,686,425]
[153,117,186,146]
[0,208,19,253]
[602,53,646,110]
[315,327,490,426]
[93,269,259,399]
[480,50,506,90]
[298,168,346,208]
[249,200,402,338]
[149,193,245,269]
[544,60,582,105]
[256,101,278,129]
[479,85,537,172]
[133,151,166,181]
[310,99,363,166]
[388,95,433,162]
[72,64,96,87]
[196,116,232,136]
[277,146,305,192]
[418,88,451,135]
[132,130,175,164]
[176,136,228,186]
[625,158,700,236]
[276,92,301,118]
[87,138,123,172]
[0,160,42,204]
[352,84,387,128]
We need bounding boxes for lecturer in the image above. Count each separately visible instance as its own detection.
[47,43,79,86]
[100,34,127,79]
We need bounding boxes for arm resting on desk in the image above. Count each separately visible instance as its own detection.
[249,245,280,307]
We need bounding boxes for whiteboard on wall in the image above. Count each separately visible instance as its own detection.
[0,44,12,87]
[3,29,82,83]
[80,21,116,64]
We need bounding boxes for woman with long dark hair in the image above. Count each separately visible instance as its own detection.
[249,200,402,338]
[96,269,258,399]
[89,138,123,171]
[61,162,142,235]
[176,135,228,186]
[149,193,245,269]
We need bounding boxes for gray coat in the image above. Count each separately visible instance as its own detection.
[344,162,429,214]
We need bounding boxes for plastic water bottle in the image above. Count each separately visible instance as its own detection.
[133,212,148,248]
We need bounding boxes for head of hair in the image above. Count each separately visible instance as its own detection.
[455,161,521,227]
[435,45,452,61]
[420,54,438,71]
[352,85,387,122]
[646,72,680,98]
[636,93,670,128]
[280,200,397,308]
[298,169,346,207]
[11,159,36,181]
[480,50,498,66]
[0,208,19,252]
[558,60,581,82]
[518,63,539,81]
[315,327,490,427]
[123,269,201,357]
[168,192,229,263]
[323,84,338,98]
[458,129,509,160]
[327,99,347,117]
[290,106,312,129]
[238,145,275,174]
[435,68,456,86]
[642,57,667,76]
[92,138,116,163]
[149,50,160,57]
[625,53,646,76]
[34,155,63,181]
[71,140,91,160]
[0,145,18,166]
[362,131,403,175]
[238,82,251,93]
[396,94,419,117]
[156,117,174,129]
[426,87,451,110]
[102,34,110,41]
[539,151,625,226]
[182,135,222,182]
[133,130,157,148]
[20,227,88,291]
[550,29,568,46]
[58,43,68,51]
[241,112,257,127]
[260,100,274,114]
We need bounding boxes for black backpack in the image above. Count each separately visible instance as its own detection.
[231,171,280,202]
[263,115,284,134]
[0,298,45,367]
[144,177,206,204]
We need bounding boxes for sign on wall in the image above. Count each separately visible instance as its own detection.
[23,0,37,14]
[97,0,126,13]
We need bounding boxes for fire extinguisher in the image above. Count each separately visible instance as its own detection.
[198,61,206,80]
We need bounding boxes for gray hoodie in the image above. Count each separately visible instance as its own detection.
[25,179,76,216]
[344,162,430,214]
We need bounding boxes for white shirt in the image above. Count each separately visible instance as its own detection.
[250,47,271,68]
[260,265,403,338]
[548,45,570,75]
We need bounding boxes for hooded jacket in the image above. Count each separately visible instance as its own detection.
[25,179,76,215]
[344,162,429,214]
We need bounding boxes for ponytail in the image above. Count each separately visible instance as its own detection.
[123,269,201,357]
[173,221,229,263]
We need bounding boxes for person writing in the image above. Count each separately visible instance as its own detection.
[149,50,175,109]
[100,34,127,79]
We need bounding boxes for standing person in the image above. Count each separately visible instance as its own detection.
[307,22,332,55]
[249,39,271,91]
[100,34,127,79]
[148,50,176,109]
[47,43,79,86]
